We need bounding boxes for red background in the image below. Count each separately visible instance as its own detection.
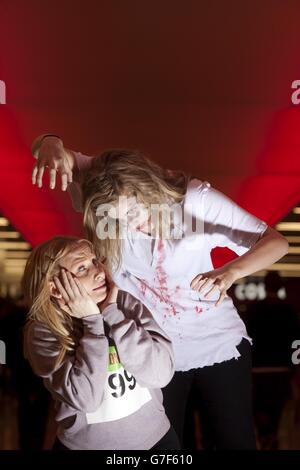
[1,1,300,262]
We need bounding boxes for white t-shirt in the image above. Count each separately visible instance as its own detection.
[70,153,268,371]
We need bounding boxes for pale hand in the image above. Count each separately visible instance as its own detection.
[190,266,237,307]
[54,269,100,318]
[32,136,74,191]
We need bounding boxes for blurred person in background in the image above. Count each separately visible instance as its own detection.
[246,271,300,449]
[0,295,50,449]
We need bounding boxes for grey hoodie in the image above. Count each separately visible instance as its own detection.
[24,290,174,450]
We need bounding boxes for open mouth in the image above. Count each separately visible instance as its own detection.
[93,280,106,291]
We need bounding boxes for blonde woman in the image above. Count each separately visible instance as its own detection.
[22,235,178,450]
[31,134,289,449]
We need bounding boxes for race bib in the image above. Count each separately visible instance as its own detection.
[86,345,152,424]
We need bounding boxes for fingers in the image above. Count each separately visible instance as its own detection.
[190,274,202,289]
[64,157,73,184]
[191,274,213,292]
[32,163,56,189]
[60,155,73,190]
[204,283,220,299]
[67,169,73,184]
[61,270,80,299]
[215,290,227,307]
[61,173,69,191]
[32,164,38,185]
[195,277,214,293]
[53,276,70,304]
[49,168,57,189]
[73,277,86,296]
[32,151,73,191]
[36,166,45,188]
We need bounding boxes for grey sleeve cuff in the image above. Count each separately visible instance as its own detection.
[82,314,105,336]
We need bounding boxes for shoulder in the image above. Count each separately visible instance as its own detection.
[184,178,234,213]
[184,178,212,202]
[24,319,63,376]
[24,319,60,358]
[24,319,54,342]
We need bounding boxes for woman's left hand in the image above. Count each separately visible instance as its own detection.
[190,267,237,307]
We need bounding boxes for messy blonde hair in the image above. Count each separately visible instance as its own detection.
[81,148,190,273]
[22,235,94,366]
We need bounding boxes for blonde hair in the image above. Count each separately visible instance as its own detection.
[81,148,190,273]
[22,235,94,366]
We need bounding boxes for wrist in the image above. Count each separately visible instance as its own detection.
[226,264,242,283]
[82,314,105,335]
[82,306,101,317]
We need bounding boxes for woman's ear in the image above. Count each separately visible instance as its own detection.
[49,280,62,299]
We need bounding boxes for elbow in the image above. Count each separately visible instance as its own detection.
[283,239,289,257]
[277,234,289,258]
[138,376,172,389]
[140,361,175,389]
[133,369,174,389]
[159,365,175,388]
[155,375,173,389]
[267,227,289,258]
[156,358,175,388]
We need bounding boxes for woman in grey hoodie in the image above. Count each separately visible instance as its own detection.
[22,235,179,450]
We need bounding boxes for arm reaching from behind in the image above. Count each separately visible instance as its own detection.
[31,134,93,191]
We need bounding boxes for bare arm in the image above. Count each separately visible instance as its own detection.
[191,226,289,306]
[225,226,289,280]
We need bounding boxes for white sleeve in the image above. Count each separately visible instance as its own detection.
[188,179,268,255]
[66,151,94,213]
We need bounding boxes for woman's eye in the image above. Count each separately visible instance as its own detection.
[78,265,87,272]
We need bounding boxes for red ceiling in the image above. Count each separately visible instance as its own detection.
[1,1,300,258]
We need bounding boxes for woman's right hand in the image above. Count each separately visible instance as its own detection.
[54,269,100,318]
[32,136,74,191]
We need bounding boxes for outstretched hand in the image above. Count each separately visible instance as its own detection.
[32,136,74,191]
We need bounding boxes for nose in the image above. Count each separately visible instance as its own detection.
[94,260,105,280]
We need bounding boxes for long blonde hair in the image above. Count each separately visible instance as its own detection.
[22,236,94,366]
[81,148,190,272]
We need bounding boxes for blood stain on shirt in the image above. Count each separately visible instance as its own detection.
[195,306,203,315]
[134,239,182,319]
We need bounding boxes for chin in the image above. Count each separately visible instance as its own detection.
[94,291,107,303]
